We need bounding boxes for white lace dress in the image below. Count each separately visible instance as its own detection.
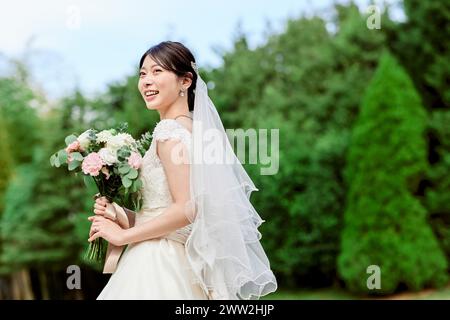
[97,118,208,300]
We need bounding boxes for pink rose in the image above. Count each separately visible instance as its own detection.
[128,152,142,169]
[65,140,82,153]
[82,152,104,176]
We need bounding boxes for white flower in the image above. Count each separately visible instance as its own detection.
[106,135,122,150]
[117,133,136,145]
[107,133,135,150]
[96,130,114,144]
[77,130,92,150]
[98,148,118,166]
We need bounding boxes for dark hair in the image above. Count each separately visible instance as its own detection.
[139,41,197,111]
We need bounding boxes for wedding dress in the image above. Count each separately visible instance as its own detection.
[97,117,208,300]
[97,61,278,299]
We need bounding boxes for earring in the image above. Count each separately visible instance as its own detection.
[179,88,186,97]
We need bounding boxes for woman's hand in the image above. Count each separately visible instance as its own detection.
[93,196,109,216]
[88,215,127,246]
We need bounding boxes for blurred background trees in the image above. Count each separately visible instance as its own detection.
[0,0,449,299]
[338,52,447,294]
[385,0,450,277]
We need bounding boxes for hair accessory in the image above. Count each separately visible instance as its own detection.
[191,61,199,74]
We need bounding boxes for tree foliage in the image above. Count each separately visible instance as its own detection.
[338,52,448,294]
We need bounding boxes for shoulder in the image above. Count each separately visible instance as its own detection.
[153,119,192,165]
[152,119,191,142]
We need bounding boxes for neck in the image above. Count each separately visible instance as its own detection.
[159,99,190,120]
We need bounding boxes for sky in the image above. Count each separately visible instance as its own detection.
[0,0,404,100]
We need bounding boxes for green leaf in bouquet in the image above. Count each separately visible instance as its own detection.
[135,178,143,190]
[71,152,84,161]
[130,180,136,193]
[68,160,81,171]
[121,176,132,188]
[54,154,61,168]
[65,134,78,146]
[83,174,98,192]
[116,122,129,133]
[126,168,138,179]
[132,192,142,212]
[132,196,139,211]
[118,164,131,174]
[136,131,152,156]
[58,149,68,164]
[50,154,56,166]
[131,178,143,193]
[117,147,131,161]
[88,130,98,142]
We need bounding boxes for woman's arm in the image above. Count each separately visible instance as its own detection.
[122,138,192,245]
[122,203,190,245]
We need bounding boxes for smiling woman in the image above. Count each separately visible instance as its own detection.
[137,42,197,118]
[91,41,277,300]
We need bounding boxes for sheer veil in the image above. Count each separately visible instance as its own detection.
[183,62,277,300]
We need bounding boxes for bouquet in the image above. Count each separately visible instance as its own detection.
[50,123,152,263]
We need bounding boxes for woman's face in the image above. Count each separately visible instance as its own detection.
[138,55,182,111]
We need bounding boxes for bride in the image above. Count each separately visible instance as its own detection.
[88,41,277,300]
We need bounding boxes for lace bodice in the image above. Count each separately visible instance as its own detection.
[139,118,192,210]
[134,118,193,243]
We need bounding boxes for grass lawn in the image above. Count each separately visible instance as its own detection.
[262,287,358,300]
[261,284,450,300]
